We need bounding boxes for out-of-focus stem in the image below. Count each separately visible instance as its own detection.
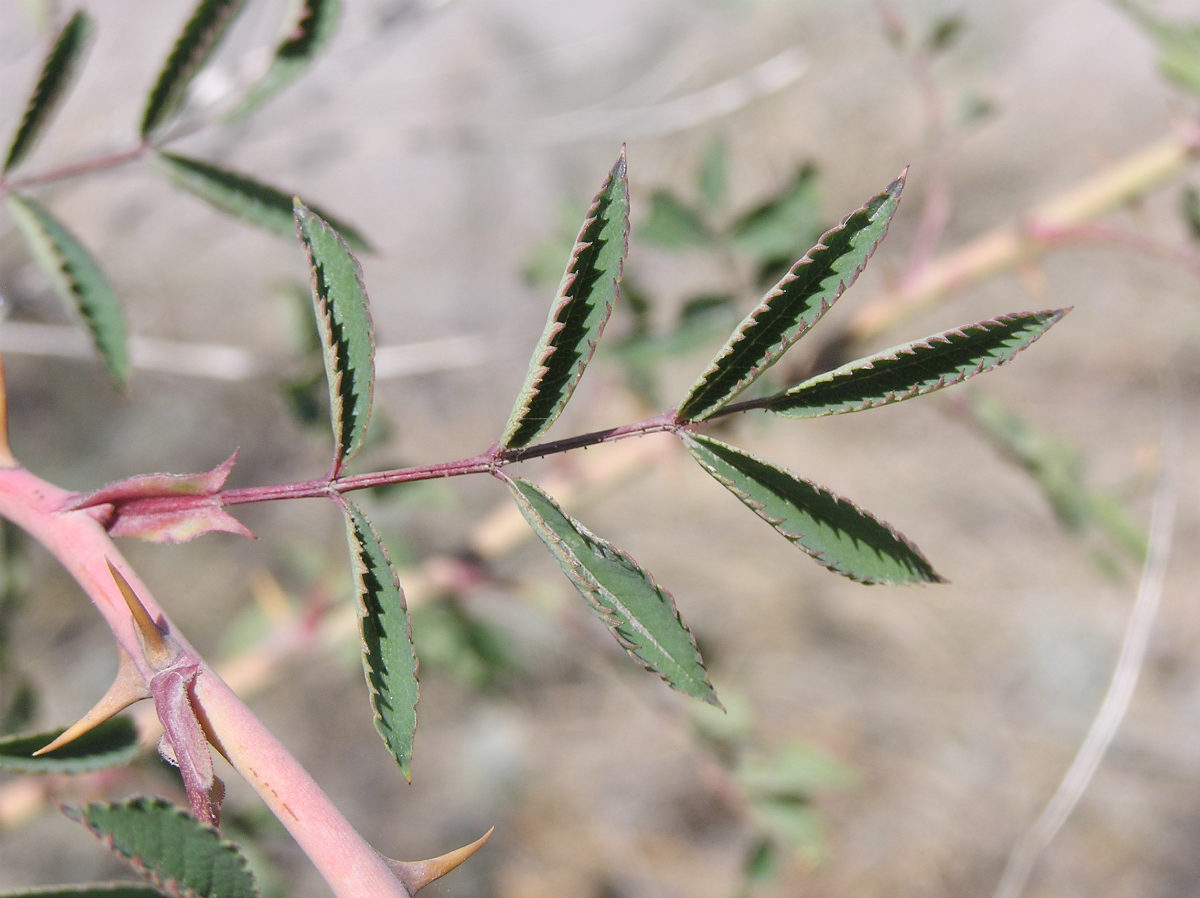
[849,122,1200,341]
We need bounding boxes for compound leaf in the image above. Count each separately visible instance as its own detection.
[507,476,720,706]
[155,152,370,250]
[766,310,1070,418]
[683,433,942,584]
[4,10,94,174]
[0,717,138,774]
[341,499,418,780]
[294,199,374,475]
[63,797,258,898]
[500,149,630,449]
[140,0,247,138]
[677,173,905,423]
[227,0,341,120]
[6,194,128,384]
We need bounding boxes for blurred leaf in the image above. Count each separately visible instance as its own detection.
[63,797,258,898]
[3,10,94,174]
[765,310,1069,418]
[0,885,168,897]
[956,89,996,126]
[683,433,943,584]
[746,797,826,867]
[411,601,514,691]
[925,13,966,54]
[154,152,371,250]
[697,136,727,210]
[341,499,419,779]
[227,0,341,120]
[727,164,822,263]
[1181,185,1200,241]
[0,717,138,773]
[141,0,247,137]
[736,742,859,796]
[742,836,781,887]
[506,476,720,706]
[1116,0,1200,97]
[640,190,710,249]
[677,173,905,423]
[294,200,375,475]
[501,149,630,449]
[5,194,128,384]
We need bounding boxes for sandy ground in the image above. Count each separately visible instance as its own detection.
[1,1,1200,895]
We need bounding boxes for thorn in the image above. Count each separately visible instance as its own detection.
[107,559,176,669]
[0,353,15,469]
[32,644,150,755]
[385,827,493,894]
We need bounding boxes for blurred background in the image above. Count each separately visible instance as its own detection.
[1,0,1199,895]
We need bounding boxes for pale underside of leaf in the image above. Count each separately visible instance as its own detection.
[500,149,630,449]
[506,475,720,706]
[140,0,247,138]
[5,194,128,384]
[683,433,943,585]
[63,797,259,898]
[294,200,375,475]
[767,309,1070,418]
[3,10,94,175]
[154,152,370,250]
[226,0,341,120]
[676,172,907,423]
[341,498,419,780]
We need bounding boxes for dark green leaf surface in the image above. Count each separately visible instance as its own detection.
[677,173,905,423]
[507,476,720,706]
[342,499,418,779]
[227,0,341,119]
[0,717,138,774]
[6,194,128,384]
[683,433,942,584]
[63,797,257,898]
[140,0,246,138]
[640,190,710,249]
[295,199,374,474]
[766,310,1069,418]
[154,152,370,249]
[500,149,630,449]
[3,10,94,174]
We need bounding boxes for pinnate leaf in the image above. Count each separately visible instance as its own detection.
[500,149,630,449]
[140,0,246,138]
[6,194,128,385]
[0,717,138,774]
[766,310,1069,418]
[154,152,370,250]
[341,499,419,779]
[227,0,341,119]
[3,10,94,174]
[677,173,905,423]
[682,433,942,584]
[506,476,720,706]
[63,797,258,898]
[295,199,374,475]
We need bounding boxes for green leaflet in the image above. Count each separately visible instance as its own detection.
[63,797,258,898]
[3,10,94,174]
[640,190,710,249]
[154,152,370,250]
[341,499,419,780]
[766,310,1070,418]
[140,0,247,138]
[227,0,341,120]
[727,163,822,263]
[6,194,128,385]
[500,149,630,449]
[1115,0,1200,97]
[683,433,942,585]
[506,476,720,706]
[294,199,374,475]
[677,173,905,423]
[0,717,138,774]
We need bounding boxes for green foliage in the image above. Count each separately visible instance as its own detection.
[0,885,167,897]
[1116,0,1200,97]
[341,499,419,779]
[501,150,631,449]
[506,476,720,706]
[3,10,94,174]
[5,193,127,384]
[63,798,258,898]
[0,718,138,774]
